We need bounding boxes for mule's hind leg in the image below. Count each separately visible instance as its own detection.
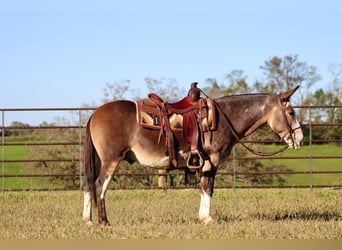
[95,160,119,226]
[82,191,93,225]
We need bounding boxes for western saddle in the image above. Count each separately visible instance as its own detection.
[135,82,217,170]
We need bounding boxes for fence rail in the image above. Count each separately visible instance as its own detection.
[1,105,342,191]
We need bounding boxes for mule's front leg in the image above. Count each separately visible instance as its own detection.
[199,188,213,224]
[199,161,216,224]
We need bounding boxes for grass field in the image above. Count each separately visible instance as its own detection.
[258,144,342,186]
[0,189,341,239]
[1,144,33,189]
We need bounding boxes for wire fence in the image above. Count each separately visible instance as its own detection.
[1,105,341,192]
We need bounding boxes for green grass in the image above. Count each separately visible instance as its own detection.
[1,135,62,190]
[257,144,342,186]
[0,189,341,239]
[0,141,33,189]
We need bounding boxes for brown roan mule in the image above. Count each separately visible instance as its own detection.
[82,86,304,225]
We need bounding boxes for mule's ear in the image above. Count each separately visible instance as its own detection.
[279,85,300,101]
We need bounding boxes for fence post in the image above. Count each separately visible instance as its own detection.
[233,145,236,193]
[309,107,313,190]
[158,169,167,188]
[79,110,83,193]
[1,110,5,194]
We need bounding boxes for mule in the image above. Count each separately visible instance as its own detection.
[82,86,304,225]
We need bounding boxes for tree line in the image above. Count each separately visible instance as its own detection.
[103,54,341,123]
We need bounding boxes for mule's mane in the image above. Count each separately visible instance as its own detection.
[213,93,277,108]
[214,92,274,101]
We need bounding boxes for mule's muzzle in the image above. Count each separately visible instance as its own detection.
[284,126,304,149]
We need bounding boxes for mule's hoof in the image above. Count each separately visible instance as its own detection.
[200,216,214,225]
[82,217,93,226]
[86,221,93,226]
[99,220,111,227]
[204,217,215,225]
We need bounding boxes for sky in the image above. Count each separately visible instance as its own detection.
[1,0,342,125]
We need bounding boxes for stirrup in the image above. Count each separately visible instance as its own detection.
[187,151,204,170]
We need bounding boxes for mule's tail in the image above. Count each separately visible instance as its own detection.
[83,118,100,206]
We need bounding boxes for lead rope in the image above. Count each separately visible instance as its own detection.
[197,87,289,157]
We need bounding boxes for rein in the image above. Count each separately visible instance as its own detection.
[198,88,290,157]
[217,103,289,156]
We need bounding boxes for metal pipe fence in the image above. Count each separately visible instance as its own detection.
[1,105,341,191]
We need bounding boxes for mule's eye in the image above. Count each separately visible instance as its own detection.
[286,105,295,116]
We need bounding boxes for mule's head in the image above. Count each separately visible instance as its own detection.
[267,86,304,149]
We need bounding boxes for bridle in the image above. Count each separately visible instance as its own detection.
[199,88,299,157]
[276,101,302,150]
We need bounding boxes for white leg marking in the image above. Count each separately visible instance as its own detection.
[100,176,112,199]
[199,189,213,224]
[82,191,92,224]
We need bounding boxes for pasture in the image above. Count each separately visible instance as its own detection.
[0,189,341,239]
[259,144,342,186]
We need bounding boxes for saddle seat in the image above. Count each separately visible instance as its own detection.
[136,93,217,170]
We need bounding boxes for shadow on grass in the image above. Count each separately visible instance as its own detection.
[216,211,341,223]
[253,211,341,221]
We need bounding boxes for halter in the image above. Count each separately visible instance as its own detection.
[198,88,297,157]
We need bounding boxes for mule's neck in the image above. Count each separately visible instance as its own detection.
[216,94,275,138]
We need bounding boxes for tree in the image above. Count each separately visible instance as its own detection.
[224,69,250,95]
[204,78,226,98]
[144,77,184,101]
[328,63,342,122]
[259,54,321,105]
[28,119,81,189]
[204,69,249,98]
[102,80,140,102]
[299,64,342,124]
[299,64,342,142]
[8,121,33,136]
